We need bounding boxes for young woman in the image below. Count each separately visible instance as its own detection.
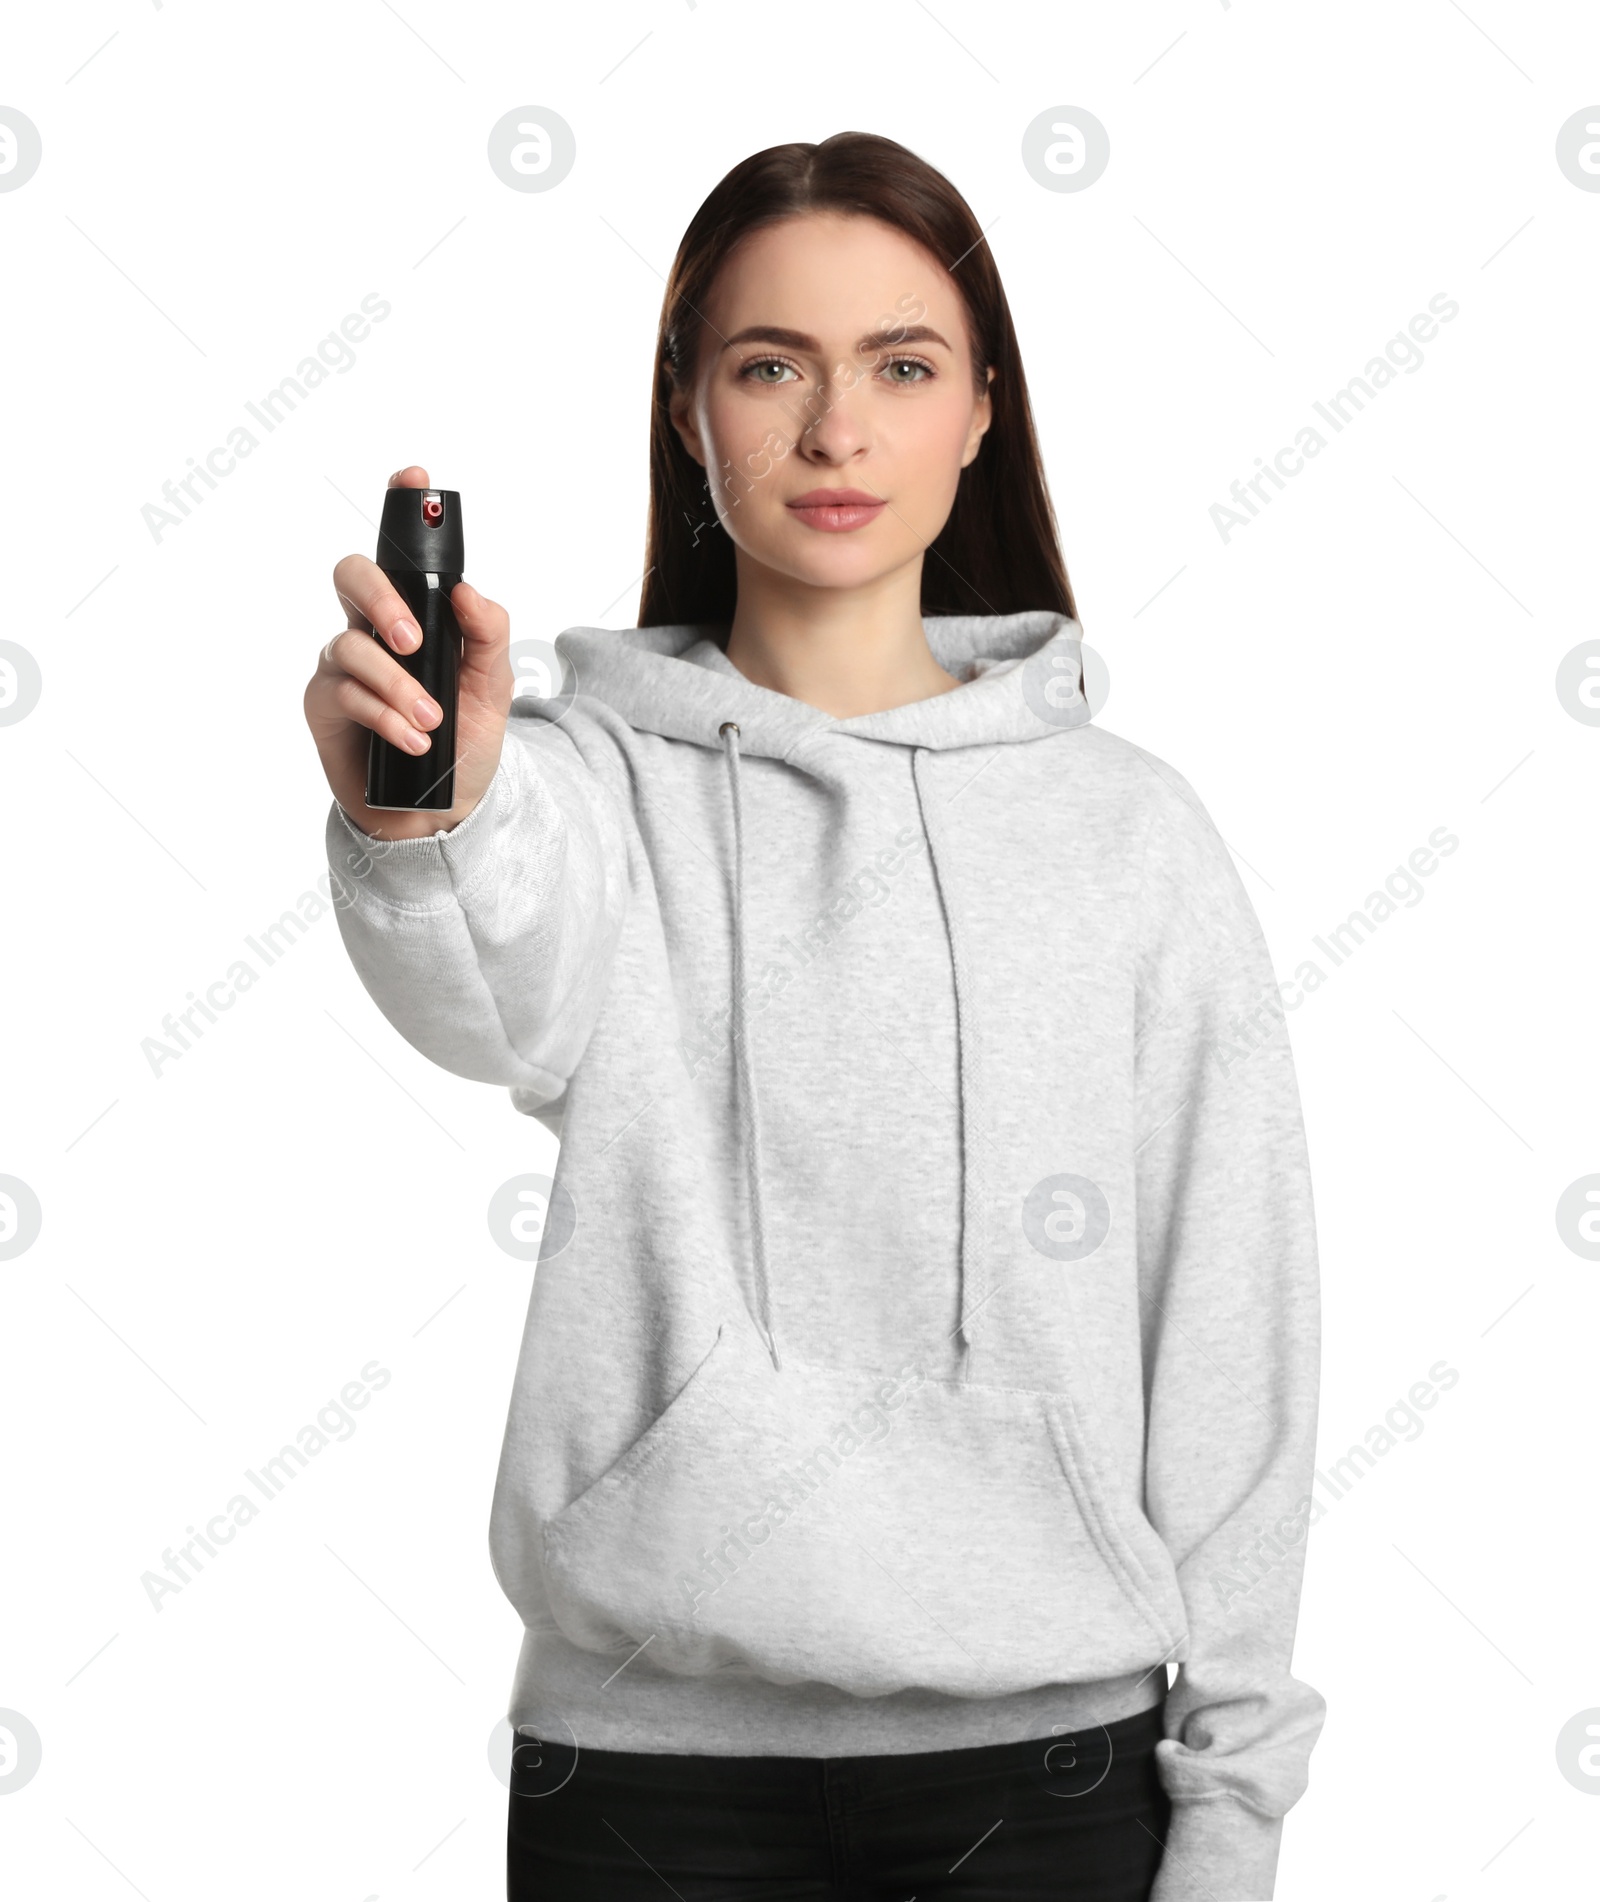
[305,132,1325,1902]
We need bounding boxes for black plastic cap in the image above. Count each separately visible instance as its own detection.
[376,486,464,575]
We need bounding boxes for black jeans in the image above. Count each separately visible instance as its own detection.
[507,1697,1171,1900]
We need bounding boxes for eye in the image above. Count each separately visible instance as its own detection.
[879,354,936,384]
[739,356,799,385]
[736,353,938,387]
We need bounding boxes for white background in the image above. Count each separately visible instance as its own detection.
[2,3,1596,1898]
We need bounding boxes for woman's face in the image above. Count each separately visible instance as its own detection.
[669,211,993,594]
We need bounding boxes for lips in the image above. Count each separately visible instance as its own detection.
[786,489,886,533]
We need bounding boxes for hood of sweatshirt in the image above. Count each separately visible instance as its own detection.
[544,610,1091,1377]
[550,609,1090,761]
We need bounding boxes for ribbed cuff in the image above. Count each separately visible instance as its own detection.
[326,749,519,911]
[1149,1794,1284,1901]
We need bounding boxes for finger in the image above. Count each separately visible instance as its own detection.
[387,465,431,489]
[320,628,444,729]
[332,553,423,654]
[450,579,510,658]
[331,673,434,754]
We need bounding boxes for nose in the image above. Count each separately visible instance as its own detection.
[796,371,872,462]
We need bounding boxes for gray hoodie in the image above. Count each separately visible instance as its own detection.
[325,609,1324,1901]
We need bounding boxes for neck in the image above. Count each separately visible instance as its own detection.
[723,558,962,717]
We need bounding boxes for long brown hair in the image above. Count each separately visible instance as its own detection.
[638,131,1078,631]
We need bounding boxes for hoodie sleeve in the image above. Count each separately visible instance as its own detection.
[1129,759,1326,1902]
[323,710,633,1106]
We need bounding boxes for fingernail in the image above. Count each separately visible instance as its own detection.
[391,619,420,651]
[414,696,441,728]
[405,727,431,753]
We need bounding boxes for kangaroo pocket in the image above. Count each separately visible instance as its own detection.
[540,1318,1187,1700]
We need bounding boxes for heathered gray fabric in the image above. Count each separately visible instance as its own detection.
[325,609,1324,1900]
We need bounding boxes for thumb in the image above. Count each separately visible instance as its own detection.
[451,579,509,658]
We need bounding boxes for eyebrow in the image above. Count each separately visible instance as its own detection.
[720,323,954,357]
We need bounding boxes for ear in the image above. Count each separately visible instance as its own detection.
[961,365,996,468]
[666,372,706,471]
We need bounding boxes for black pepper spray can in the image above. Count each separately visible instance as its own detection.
[364,485,463,812]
